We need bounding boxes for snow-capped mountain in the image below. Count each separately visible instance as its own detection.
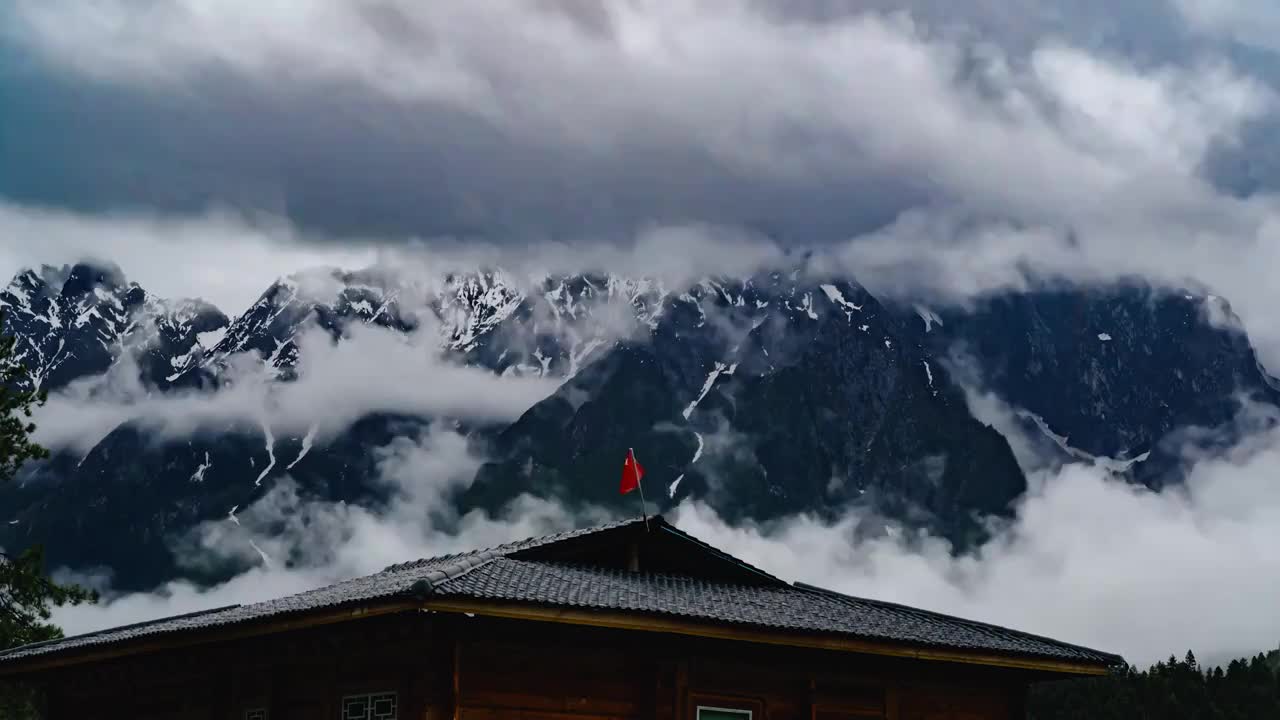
[0,263,230,393]
[170,268,654,385]
[1,262,1276,591]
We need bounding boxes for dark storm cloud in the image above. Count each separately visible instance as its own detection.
[0,3,930,242]
[0,59,921,242]
[6,0,1275,243]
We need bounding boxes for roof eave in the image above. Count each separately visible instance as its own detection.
[0,592,1117,680]
[792,581,1126,670]
[421,596,1116,677]
[0,598,420,677]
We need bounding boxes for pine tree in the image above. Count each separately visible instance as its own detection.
[0,311,97,715]
[1028,649,1280,719]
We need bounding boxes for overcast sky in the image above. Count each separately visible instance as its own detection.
[6,1,1280,354]
[9,0,1280,668]
[0,1,1254,241]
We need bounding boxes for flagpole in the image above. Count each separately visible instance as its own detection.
[631,447,651,531]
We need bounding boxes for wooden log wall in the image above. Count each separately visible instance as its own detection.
[38,613,452,720]
[31,611,1034,720]
[450,615,1031,720]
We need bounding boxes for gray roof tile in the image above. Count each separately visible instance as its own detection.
[0,519,649,665]
[434,558,1122,666]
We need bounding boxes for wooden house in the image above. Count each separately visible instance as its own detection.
[0,516,1122,719]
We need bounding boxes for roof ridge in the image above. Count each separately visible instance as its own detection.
[410,551,504,590]
[502,557,785,589]
[794,582,1123,665]
[381,516,651,573]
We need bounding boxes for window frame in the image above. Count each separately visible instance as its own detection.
[339,690,399,720]
[697,705,754,719]
[810,706,887,719]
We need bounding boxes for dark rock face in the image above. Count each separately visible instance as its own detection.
[1,264,1276,592]
[465,274,1025,548]
[918,283,1280,481]
[0,413,432,590]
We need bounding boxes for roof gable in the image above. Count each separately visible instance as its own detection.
[384,515,782,586]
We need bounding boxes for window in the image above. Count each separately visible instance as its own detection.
[342,692,397,720]
[691,692,761,719]
[698,708,752,720]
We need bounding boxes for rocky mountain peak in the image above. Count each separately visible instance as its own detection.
[0,263,228,392]
[57,261,128,300]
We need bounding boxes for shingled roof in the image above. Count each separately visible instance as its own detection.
[0,516,1123,672]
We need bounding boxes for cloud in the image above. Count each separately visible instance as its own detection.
[7,2,1183,188]
[0,2,929,239]
[0,202,380,315]
[5,0,1260,242]
[834,193,1280,368]
[1174,0,1280,53]
[33,322,559,454]
[0,202,786,317]
[944,351,1059,472]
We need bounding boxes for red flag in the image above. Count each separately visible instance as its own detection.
[620,448,644,495]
